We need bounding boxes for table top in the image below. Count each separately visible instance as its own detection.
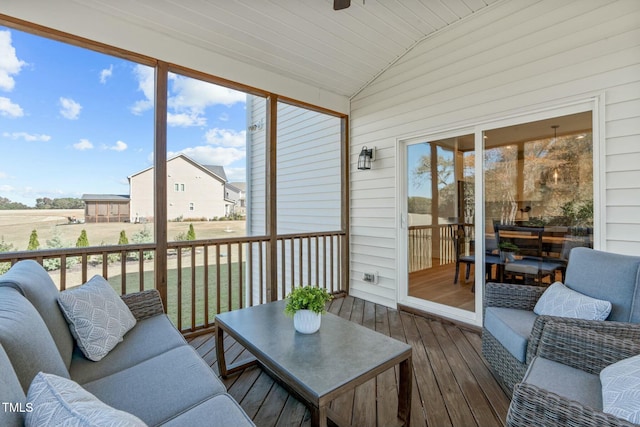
[215,300,412,400]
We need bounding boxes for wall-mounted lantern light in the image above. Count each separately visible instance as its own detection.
[357,146,375,170]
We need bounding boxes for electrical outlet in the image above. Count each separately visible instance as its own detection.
[363,271,378,284]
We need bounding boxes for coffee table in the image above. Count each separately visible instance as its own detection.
[215,300,412,427]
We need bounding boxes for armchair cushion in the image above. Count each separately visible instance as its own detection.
[564,247,640,322]
[601,354,640,424]
[58,275,136,362]
[484,307,538,362]
[534,282,612,321]
[523,356,602,410]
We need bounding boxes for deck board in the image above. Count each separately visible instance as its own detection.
[187,295,509,427]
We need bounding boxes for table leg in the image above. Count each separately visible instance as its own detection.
[216,324,229,378]
[310,404,328,427]
[398,356,412,426]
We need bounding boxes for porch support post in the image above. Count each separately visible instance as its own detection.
[266,95,278,302]
[154,61,168,310]
[341,116,350,293]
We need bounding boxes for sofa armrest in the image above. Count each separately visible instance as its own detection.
[526,316,640,365]
[507,381,638,427]
[484,282,547,311]
[120,289,165,321]
[534,321,640,375]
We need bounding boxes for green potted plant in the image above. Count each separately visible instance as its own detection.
[284,286,333,334]
[498,241,518,263]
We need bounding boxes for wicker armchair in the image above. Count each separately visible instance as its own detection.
[507,321,640,427]
[120,289,165,320]
[482,248,640,396]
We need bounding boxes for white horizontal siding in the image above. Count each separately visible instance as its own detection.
[247,95,267,236]
[350,0,640,308]
[276,103,341,234]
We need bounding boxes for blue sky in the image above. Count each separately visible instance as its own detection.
[0,26,248,207]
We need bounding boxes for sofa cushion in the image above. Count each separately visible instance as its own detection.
[0,260,74,369]
[534,282,612,321]
[0,343,26,427]
[484,307,538,363]
[25,372,147,427]
[600,354,640,424]
[159,394,255,427]
[0,287,69,392]
[83,345,227,426]
[70,314,187,384]
[523,356,602,410]
[58,275,136,362]
[564,247,640,322]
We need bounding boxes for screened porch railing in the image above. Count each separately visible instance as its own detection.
[0,231,346,335]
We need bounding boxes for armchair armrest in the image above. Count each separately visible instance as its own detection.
[527,316,640,364]
[535,321,640,375]
[508,382,638,427]
[484,282,547,311]
[120,289,165,321]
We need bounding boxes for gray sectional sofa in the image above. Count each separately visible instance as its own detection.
[0,260,254,427]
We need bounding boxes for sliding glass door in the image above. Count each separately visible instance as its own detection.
[400,107,595,325]
[406,133,476,313]
[483,112,593,287]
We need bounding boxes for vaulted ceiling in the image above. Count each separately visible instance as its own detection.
[68,0,499,98]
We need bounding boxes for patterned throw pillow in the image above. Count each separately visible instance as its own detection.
[26,372,147,427]
[58,275,136,361]
[533,282,612,321]
[601,354,640,424]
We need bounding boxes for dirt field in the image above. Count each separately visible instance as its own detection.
[0,209,246,250]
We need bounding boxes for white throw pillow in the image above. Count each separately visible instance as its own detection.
[601,354,640,424]
[533,282,611,321]
[26,372,147,427]
[58,275,136,361]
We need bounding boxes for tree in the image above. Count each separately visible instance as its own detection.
[0,197,29,210]
[27,229,40,250]
[186,223,196,241]
[76,229,89,247]
[118,230,129,245]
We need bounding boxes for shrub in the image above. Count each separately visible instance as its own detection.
[27,229,40,251]
[187,223,196,241]
[118,230,129,245]
[76,229,89,247]
[43,229,77,271]
[130,226,154,260]
[0,237,15,274]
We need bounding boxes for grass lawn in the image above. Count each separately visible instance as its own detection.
[108,261,245,329]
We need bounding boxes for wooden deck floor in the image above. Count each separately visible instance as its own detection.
[187,295,510,427]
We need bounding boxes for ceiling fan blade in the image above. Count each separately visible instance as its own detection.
[333,0,351,10]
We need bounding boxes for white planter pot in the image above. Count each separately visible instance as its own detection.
[293,310,322,334]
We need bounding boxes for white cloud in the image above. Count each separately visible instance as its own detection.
[0,172,7,179]
[224,167,246,182]
[130,64,154,115]
[0,184,14,192]
[73,139,93,150]
[218,112,230,122]
[168,145,245,167]
[2,131,51,142]
[99,64,113,84]
[167,112,206,127]
[0,97,24,117]
[59,97,82,120]
[204,128,246,148]
[104,140,127,151]
[169,75,245,110]
[0,30,26,92]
